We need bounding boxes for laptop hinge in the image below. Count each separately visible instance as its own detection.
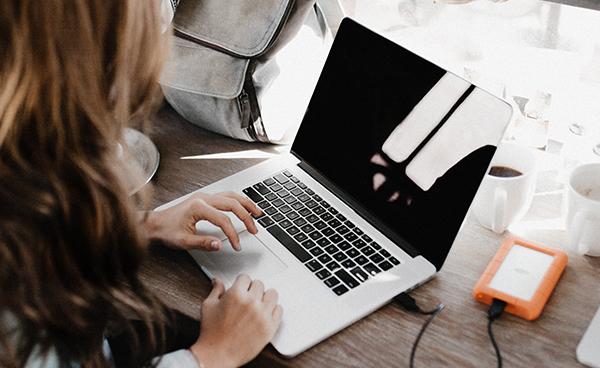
[296,159,421,259]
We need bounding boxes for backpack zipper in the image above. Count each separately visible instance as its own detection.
[238,90,251,129]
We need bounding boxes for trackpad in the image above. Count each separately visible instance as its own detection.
[189,230,287,286]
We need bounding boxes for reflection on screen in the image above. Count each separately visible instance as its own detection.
[292,19,511,269]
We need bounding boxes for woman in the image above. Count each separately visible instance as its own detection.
[0,1,281,367]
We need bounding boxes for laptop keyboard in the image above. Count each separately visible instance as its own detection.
[243,170,401,296]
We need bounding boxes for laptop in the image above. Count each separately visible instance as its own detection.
[156,18,513,356]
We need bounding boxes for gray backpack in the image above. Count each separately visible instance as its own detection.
[160,0,330,143]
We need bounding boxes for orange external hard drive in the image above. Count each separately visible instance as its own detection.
[473,237,568,320]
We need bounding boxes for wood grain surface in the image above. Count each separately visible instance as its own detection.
[139,105,600,367]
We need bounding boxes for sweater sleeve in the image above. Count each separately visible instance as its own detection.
[154,349,200,368]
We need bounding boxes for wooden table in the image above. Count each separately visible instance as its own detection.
[140,105,600,367]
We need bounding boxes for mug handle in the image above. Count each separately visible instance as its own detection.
[569,211,591,255]
[492,187,507,234]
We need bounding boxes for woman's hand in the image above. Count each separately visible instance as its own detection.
[190,276,283,368]
[144,192,262,251]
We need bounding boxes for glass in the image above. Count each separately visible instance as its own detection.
[118,128,160,194]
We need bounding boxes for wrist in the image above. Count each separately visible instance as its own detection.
[141,210,163,242]
[190,340,233,368]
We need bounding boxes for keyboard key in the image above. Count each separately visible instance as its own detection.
[316,269,331,280]
[286,211,299,220]
[263,178,276,186]
[324,276,340,288]
[329,234,343,244]
[266,225,311,263]
[298,194,310,202]
[284,182,296,190]
[337,226,350,235]
[277,190,290,198]
[321,213,333,222]
[299,208,312,217]
[314,221,327,230]
[294,218,307,227]
[328,207,338,215]
[310,247,324,256]
[274,173,289,184]
[335,269,360,289]
[243,187,263,203]
[253,182,270,195]
[257,200,270,209]
[294,233,308,242]
[287,226,300,235]
[336,213,346,221]
[258,217,274,227]
[338,241,351,251]
[265,207,278,216]
[332,284,349,295]
[344,232,358,242]
[370,253,384,263]
[322,228,335,237]
[371,241,382,250]
[306,260,322,272]
[313,206,326,215]
[341,259,356,269]
[283,170,293,177]
[380,249,391,258]
[344,220,355,229]
[350,267,369,283]
[361,246,375,256]
[355,255,369,265]
[352,239,367,249]
[362,234,372,242]
[291,188,303,196]
[279,219,292,228]
[305,200,317,208]
[324,244,338,254]
[354,228,364,236]
[308,231,323,240]
[285,196,298,204]
[290,176,300,183]
[317,238,331,247]
[389,256,400,265]
[298,182,307,189]
[301,240,316,250]
[379,260,393,271]
[305,188,315,195]
[272,213,285,222]
[306,214,319,223]
[328,219,342,228]
[326,261,341,272]
[271,183,283,192]
[265,193,277,201]
[279,205,292,214]
[346,249,360,258]
[363,263,381,276]
[320,201,330,208]
[333,252,348,262]
[272,199,285,207]
[318,254,332,264]
[300,224,315,233]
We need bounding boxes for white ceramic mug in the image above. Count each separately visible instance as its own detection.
[473,143,537,233]
[565,163,600,256]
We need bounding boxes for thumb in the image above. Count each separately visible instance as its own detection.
[207,278,225,300]
[181,234,222,251]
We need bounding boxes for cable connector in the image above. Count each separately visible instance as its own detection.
[393,292,422,313]
[487,299,507,368]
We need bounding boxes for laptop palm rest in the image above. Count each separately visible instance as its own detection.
[189,230,287,287]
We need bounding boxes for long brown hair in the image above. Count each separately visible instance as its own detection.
[0,1,168,367]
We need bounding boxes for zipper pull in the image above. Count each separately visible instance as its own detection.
[238,90,251,129]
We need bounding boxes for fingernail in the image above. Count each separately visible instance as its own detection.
[211,240,220,250]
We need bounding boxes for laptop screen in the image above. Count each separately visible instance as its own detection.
[292,19,511,270]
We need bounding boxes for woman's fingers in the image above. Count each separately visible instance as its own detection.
[248,279,265,299]
[272,304,283,322]
[205,194,258,235]
[207,278,226,300]
[194,201,241,250]
[180,234,222,251]
[232,274,252,292]
[262,289,279,307]
[221,191,262,217]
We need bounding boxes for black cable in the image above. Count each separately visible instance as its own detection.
[487,299,507,368]
[393,293,445,368]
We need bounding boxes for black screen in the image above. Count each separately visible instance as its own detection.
[292,19,501,270]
